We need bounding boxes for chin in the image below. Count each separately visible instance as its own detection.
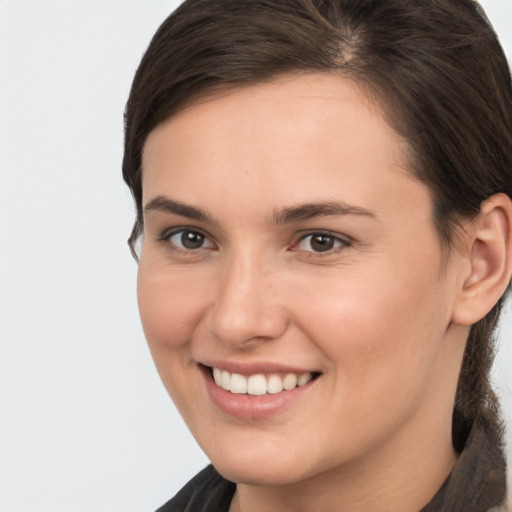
[214,458,309,486]
[203,440,323,486]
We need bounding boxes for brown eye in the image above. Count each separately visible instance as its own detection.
[166,229,215,251]
[310,234,335,252]
[181,231,205,249]
[295,232,350,254]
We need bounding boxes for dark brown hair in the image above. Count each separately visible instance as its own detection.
[123,0,512,449]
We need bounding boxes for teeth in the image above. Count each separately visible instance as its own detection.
[298,372,313,386]
[247,374,267,395]
[230,373,247,394]
[221,370,231,391]
[211,368,317,395]
[267,374,283,394]
[282,373,298,390]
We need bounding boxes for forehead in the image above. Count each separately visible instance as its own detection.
[141,73,427,222]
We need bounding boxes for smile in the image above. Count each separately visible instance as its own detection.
[201,364,322,419]
[211,367,320,395]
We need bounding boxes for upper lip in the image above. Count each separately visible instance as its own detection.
[200,360,320,376]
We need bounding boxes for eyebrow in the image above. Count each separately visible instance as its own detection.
[273,201,376,224]
[144,196,212,222]
[143,196,376,224]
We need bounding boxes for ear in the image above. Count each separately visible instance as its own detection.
[452,193,512,325]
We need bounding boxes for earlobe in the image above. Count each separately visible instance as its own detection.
[452,193,512,326]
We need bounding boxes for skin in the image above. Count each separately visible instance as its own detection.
[137,74,473,512]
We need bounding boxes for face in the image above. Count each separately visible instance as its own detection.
[138,74,464,486]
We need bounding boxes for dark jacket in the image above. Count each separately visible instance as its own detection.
[156,421,509,512]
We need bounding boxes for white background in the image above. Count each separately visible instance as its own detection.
[0,1,511,510]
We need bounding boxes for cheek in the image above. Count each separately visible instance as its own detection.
[136,263,211,418]
[136,262,207,353]
[293,259,450,403]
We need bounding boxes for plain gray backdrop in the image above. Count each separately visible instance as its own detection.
[1,1,511,510]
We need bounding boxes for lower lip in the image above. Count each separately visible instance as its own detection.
[200,366,318,420]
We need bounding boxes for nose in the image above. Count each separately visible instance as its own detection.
[207,251,289,347]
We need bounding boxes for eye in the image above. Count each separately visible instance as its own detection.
[294,232,351,253]
[163,229,215,251]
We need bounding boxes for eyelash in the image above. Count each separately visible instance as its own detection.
[160,228,216,253]
[293,231,353,256]
[159,228,352,256]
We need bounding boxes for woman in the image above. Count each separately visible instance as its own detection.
[123,0,512,510]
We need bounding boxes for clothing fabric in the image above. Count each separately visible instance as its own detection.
[156,421,509,512]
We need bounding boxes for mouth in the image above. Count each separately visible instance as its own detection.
[205,365,322,396]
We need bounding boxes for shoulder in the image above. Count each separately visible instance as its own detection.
[488,503,511,512]
[155,465,236,512]
[421,418,509,512]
